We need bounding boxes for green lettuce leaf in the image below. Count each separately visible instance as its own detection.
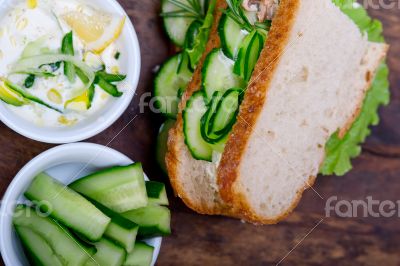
[186,0,217,69]
[321,0,390,175]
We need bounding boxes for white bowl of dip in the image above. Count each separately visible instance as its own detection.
[0,0,140,143]
[0,143,162,266]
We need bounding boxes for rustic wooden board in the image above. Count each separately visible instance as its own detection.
[1,0,399,265]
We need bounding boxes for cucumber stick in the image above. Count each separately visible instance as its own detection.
[15,226,64,266]
[24,173,111,242]
[14,205,95,266]
[89,199,139,253]
[202,49,245,100]
[122,205,171,238]
[85,238,126,266]
[146,181,169,205]
[69,163,148,213]
[156,119,176,173]
[154,53,192,118]
[123,242,154,266]
[183,91,213,161]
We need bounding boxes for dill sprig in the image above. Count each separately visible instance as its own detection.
[161,0,205,21]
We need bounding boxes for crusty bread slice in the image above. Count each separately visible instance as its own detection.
[166,0,388,222]
[217,0,388,223]
[165,0,232,215]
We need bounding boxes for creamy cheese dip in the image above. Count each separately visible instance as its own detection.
[0,0,125,127]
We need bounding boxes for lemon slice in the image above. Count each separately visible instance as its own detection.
[62,10,125,53]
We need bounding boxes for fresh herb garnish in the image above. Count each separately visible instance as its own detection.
[224,0,272,31]
[24,74,35,88]
[47,61,62,72]
[61,31,76,83]
[114,51,121,60]
[161,0,205,20]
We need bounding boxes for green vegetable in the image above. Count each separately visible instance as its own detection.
[61,31,76,83]
[13,69,55,78]
[321,0,389,175]
[0,81,27,106]
[96,76,123,97]
[47,61,62,72]
[24,74,35,88]
[97,71,126,82]
[114,51,121,60]
[12,54,95,93]
[185,0,216,69]
[160,0,205,19]
[2,78,62,113]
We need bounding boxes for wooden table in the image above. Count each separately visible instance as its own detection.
[1,0,399,265]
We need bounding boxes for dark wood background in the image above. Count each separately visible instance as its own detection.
[1,0,399,265]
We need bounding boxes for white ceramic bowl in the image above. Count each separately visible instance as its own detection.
[0,0,141,144]
[0,143,162,266]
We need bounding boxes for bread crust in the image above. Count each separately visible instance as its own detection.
[217,0,307,224]
[165,0,230,215]
[217,0,388,224]
[338,44,389,138]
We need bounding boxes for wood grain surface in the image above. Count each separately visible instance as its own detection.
[1,0,400,265]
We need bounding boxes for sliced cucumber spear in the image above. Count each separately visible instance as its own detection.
[85,238,126,266]
[24,173,111,242]
[88,199,139,253]
[123,242,154,266]
[122,205,171,238]
[61,31,76,83]
[14,205,96,266]
[69,163,148,213]
[15,226,64,266]
[146,181,169,205]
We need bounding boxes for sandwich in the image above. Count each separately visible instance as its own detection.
[157,0,389,223]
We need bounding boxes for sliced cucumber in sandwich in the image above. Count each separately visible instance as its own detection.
[219,12,249,60]
[24,173,111,242]
[122,205,171,238]
[123,242,154,266]
[154,53,192,118]
[85,238,126,266]
[156,119,176,173]
[146,181,169,205]
[161,0,207,47]
[233,30,265,81]
[183,91,213,161]
[202,49,245,100]
[200,88,241,147]
[69,163,148,213]
[14,205,95,265]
